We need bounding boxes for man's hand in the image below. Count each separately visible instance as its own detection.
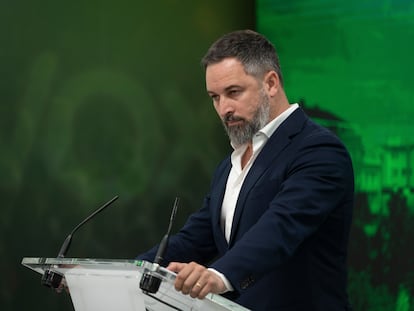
[167,262,226,299]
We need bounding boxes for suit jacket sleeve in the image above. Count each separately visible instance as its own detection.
[136,188,221,266]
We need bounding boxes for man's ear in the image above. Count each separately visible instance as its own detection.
[263,71,280,97]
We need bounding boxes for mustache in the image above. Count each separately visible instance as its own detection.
[223,113,245,123]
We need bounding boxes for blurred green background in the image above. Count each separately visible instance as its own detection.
[1,1,253,310]
[258,1,414,310]
[1,0,413,310]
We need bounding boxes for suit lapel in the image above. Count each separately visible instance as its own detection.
[228,108,308,245]
[210,159,232,251]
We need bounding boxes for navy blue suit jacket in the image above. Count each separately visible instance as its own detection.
[138,108,354,310]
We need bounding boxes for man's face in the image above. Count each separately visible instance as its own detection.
[206,58,270,147]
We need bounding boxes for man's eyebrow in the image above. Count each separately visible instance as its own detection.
[207,84,242,95]
[224,85,242,91]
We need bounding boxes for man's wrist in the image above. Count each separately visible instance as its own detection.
[207,268,234,293]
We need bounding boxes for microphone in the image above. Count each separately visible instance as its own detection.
[140,197,179,294]
[57,195,119,258]
[154,197,179,264]
[42,195,119,288]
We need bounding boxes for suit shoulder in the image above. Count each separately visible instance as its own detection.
[302,117,347,147]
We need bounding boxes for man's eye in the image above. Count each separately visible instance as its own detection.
[229,90,241,96]
[210,95,219,102]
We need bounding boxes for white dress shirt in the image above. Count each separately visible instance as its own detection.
[220,103,299,241]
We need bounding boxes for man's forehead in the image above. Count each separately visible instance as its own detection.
[206,58,244,74]
[205,59,252,91]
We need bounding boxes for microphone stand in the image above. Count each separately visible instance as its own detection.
[41,196,119,288]
[139,197,179,294]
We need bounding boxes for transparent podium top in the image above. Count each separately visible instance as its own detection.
[22,257,155,275]
[22,257,250,311]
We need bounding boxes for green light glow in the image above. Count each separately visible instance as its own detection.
[258,1,414,309]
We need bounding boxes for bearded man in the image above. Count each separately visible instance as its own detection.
[137,29,354,311]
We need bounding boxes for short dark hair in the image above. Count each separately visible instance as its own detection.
[201,29,284,86]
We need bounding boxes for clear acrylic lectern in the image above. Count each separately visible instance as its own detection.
[22,257,250,311]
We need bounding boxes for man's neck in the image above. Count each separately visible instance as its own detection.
[241,143,253,169]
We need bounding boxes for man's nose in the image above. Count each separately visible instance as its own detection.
[217,97,235,117]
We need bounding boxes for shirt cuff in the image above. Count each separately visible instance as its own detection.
[207,268,234,293]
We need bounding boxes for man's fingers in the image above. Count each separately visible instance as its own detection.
[190,272,211,298]
[175,262,202,294]
[166,262,227,299]
[192,271,224,299]
[166,262,186,273]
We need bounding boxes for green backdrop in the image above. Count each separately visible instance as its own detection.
[257,0,414,310]
[0,1,253,310]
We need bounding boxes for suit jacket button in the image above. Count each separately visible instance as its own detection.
[240,276,254,289]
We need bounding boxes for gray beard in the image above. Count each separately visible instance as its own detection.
[223,91,270,147]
